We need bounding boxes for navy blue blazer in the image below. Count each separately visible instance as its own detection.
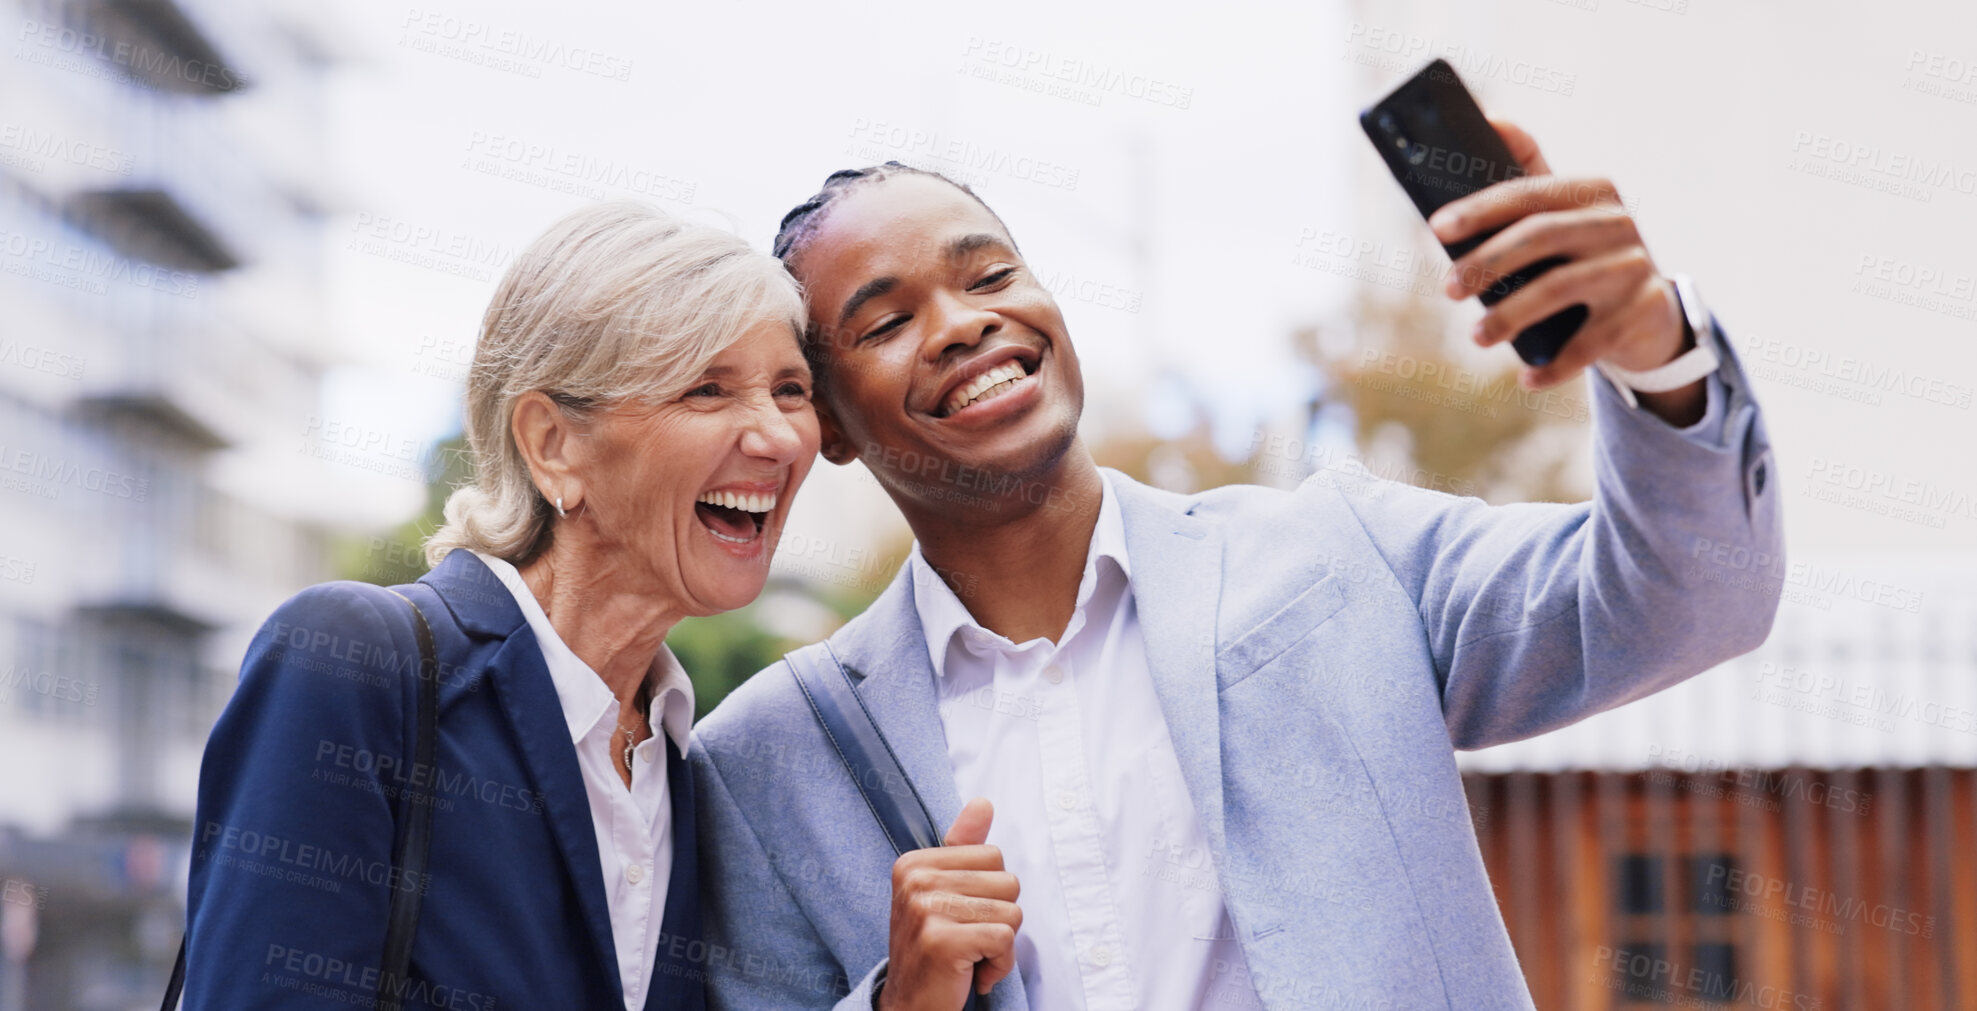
[182,550,704,1010]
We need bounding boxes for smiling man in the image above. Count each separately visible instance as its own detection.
[690,121,1782,1011]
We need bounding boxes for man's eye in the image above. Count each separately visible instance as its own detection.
[972,267,1016,290]
[862,316,907,342]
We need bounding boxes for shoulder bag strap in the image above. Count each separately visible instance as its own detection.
[375,588,440,1011]
[785,642,985,1009]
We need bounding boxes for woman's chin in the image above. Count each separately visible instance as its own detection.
[683,561,773,615]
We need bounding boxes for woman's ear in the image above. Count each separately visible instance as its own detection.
[511,391,584,506]
[815,395,860,467]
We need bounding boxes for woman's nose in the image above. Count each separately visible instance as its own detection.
[739,397,809,463]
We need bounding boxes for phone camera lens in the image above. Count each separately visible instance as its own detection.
[1377,112,1397,135]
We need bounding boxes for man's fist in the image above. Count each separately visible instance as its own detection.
[1430,117,1705,425]
[879,798,1022,1010]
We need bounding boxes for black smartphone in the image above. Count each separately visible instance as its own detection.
[1359,58,1587,366]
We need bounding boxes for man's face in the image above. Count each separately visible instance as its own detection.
[790,175,1083,505]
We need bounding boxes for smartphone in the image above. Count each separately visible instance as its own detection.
[1359,59,1587,366]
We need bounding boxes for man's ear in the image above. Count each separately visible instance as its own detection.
[815,393,861,467]
[510,391,584,505]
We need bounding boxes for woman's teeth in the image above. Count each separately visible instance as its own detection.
[943,361,1028,416]
[696,490,777,512]
[694,489,775,545]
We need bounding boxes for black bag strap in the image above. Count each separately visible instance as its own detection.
[162,587,441,1011]
[786,642,941,854]
[785,643,986,1009]
[376,587,441,1011]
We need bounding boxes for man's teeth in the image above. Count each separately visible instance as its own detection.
[944,361,1028,415]
[696,490,777,512]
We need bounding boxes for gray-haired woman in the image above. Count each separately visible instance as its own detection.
[177,201,817,1011]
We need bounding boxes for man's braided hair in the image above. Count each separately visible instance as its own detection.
[770,161,1014,380]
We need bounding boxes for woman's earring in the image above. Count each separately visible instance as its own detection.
[555,495,567,518]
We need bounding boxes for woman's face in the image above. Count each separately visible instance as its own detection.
[571,320,819,615]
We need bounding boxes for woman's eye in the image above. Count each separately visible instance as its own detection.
[776,382,810,399]
[685,382,720,398]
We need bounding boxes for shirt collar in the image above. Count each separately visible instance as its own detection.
[471,551,696,756]
[908,469,1130,678]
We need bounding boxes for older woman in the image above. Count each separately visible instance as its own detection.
[175,202,817,1011]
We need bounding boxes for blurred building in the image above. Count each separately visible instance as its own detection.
[0,0,344,1006]
[1460,563,1977,1009]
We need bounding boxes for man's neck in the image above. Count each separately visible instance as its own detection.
[903,452,1105,645]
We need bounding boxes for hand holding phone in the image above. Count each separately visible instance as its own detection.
[1360,59,1587,366]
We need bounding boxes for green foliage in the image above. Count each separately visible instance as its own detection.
[666,608,798,718]
[334,435,469,587]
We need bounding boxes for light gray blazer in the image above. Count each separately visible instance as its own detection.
[690,345,1781,1010]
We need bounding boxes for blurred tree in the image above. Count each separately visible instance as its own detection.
[1267,288,1591,505]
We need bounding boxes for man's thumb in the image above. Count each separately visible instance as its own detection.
[943,796,993,847]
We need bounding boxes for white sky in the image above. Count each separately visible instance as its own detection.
[315,0,1977,559]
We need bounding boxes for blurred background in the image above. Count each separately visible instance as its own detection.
[1,0,1973,1006]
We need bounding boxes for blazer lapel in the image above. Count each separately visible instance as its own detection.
[485,631,623,1003]
[644,737,702,1011]
[1110,472,1230,855]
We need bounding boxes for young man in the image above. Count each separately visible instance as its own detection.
[690,121,1781,1010]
